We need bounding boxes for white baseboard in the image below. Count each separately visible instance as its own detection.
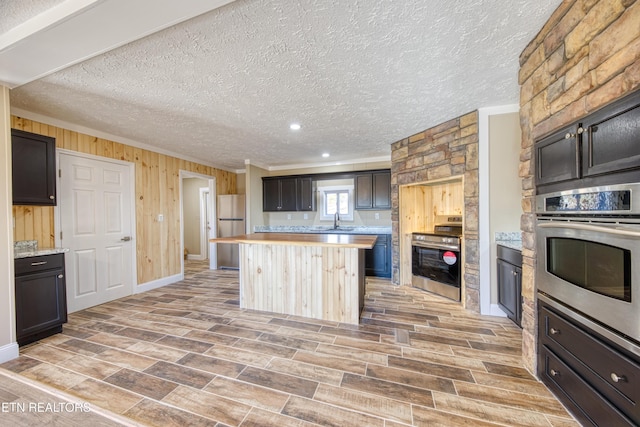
[186,254,206,261]
[0,342,19,363]
[135,273,183,294]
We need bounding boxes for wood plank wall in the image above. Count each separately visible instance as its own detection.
[239,244,363,324]
[11,116,236,285]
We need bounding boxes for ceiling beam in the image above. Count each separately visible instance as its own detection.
[0,0,236,88]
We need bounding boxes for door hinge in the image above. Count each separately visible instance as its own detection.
[60,231,63,240]
[59,169,62,178]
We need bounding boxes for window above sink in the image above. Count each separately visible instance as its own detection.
[318,180,354,222]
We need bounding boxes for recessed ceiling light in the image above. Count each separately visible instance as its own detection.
[289,123,301,130]
[322,153,330,158]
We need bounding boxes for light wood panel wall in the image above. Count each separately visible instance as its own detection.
[11,116,236,285]
[398,179,463,286]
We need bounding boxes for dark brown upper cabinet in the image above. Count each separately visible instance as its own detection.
[297,176,316,212]
[535,123,581,190]
[263,176,298,211]
[12,129,57,206]
[355,171,391,210]
[535,89,640,194]
[582,90,640,178]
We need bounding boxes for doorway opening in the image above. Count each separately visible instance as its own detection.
[180,171,216,273]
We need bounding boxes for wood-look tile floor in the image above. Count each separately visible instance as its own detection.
[1,261,579,426]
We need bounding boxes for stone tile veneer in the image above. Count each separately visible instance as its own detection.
[518,0,640,373]
[390,112,480,312]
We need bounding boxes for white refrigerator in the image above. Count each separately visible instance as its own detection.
[217,194,245,269]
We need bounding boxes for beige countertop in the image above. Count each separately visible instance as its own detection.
[211,232,377,249]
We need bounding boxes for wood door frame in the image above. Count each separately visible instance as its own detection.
[179,170,216,272]
[54,149,138,296]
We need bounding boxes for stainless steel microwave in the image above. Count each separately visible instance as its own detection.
[536,183,640,347]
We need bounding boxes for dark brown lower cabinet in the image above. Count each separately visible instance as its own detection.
[365,234,391,278]
[497,245,522,327]
[538,299,639,426]
[15,253,67,346]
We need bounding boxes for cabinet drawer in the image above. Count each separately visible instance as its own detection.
[540,346,635,426]
[15,253,64,275]
[540,305,639,423]
[496,244,522,266]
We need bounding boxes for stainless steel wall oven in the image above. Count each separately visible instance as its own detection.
[536,183,640,351]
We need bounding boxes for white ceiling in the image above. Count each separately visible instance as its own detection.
[3,0,561,172]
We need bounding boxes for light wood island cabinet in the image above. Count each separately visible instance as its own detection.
[212,233,376,324]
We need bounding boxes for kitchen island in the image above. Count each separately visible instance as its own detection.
[212,233,377,324]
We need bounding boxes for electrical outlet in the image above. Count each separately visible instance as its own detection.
[287,214,292,220]
[158,214,164,222]
[303,213,308,220]
[375,213,380,220]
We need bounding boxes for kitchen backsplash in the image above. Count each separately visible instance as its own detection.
[494,232,521,242]
[14,240,38,252]
[262,209,391,227]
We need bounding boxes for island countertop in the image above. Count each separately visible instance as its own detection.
[211,232,377,249]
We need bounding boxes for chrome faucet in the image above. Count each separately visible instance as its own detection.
[333,212,340,229]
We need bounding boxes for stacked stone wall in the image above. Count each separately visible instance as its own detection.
[390,112,480,312]
[519,0,640,372]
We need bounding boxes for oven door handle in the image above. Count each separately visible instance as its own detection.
[412,242,460,251]
[538,221,640,237]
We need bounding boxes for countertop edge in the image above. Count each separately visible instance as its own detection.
[212,233,377,249]
[14,248,69,259]
[496,240,523,251]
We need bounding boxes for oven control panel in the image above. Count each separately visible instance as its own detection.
[412,234,459,245]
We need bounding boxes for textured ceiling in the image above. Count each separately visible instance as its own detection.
[7,0,561,171]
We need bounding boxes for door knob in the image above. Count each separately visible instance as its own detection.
[121,236,131,242]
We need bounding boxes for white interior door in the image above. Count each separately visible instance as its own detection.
[59,152,134,313]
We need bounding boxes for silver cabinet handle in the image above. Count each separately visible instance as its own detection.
[611,373,626,383]
[550,328,560,335]
[121,236,131,242]
[57,274,64,279]
[550,369,560,377]
[31,261,47,266]
[49,195,55,200]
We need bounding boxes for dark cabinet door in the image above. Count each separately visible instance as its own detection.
[355,174,373,209]
[372,172,391,209]
[15,255,67,346]
[582,90,640,178]
[356,171,391,210]
[365,234,391,277]
[535,124,581,189]
[297,177,316,211]
[263,177,299,211]
[263,179,282,211]
[11,129,57,205]
[497,258,521,326]
[279,177,298,211]
[497,245,522,327]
